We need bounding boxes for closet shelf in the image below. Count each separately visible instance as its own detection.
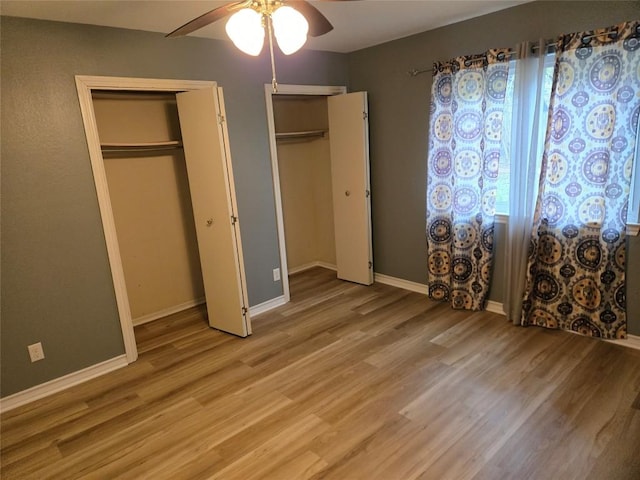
[275,130,327,141]
[100,140,183,152]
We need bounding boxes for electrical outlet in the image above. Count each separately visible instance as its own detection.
[28,342,45,362]
[273,268,281,281]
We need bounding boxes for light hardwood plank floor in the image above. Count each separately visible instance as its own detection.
[2,267,640,479]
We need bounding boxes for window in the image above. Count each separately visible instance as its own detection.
[495,54,555,216]
[494,53,639,232]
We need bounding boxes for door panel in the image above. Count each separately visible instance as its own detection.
[328,92,373,285]
[176,87,251,336]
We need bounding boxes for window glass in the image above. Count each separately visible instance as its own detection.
[486,50,637,226]
[495,55,555,215]
[494,59,516,215]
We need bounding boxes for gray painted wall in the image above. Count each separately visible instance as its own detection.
[348,0,640,335]
[1,16,347,396]
[2,1,639,398]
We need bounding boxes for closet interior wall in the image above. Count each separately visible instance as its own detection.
[92,92,204,325]
[273,95,336,274]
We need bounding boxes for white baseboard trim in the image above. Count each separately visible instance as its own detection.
[486,303,640,350]
[375,273,506,316]
[250,295,287,317]
[132,297,206,326]
[288,261,337,275]
[485,300,505,315]
[316,261,337,271]
[374,273,428,294]
[0,355,128,413]
[374,273,640,351]
[606,334,640,351]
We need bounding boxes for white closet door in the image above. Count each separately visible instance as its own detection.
[328,92,373,285]
[176,87,251,337]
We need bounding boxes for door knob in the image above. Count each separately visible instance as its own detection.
[206,218,214,227]
[345,190,351,197]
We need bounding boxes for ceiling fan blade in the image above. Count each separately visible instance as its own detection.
[292,1,334,37]
[166,1,251,38]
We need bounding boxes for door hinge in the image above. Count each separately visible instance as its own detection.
[231,215,238,225]
[218,114,225,124]
[363,111,368,120]
[368,261,373,269]
[365,189,370,198]
[242,306,248,316]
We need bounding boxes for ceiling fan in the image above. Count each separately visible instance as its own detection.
[167,1,355,90]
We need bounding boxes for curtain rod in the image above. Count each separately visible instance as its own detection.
[408,51,515,76]
[408,28,619,77]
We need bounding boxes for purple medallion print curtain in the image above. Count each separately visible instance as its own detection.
[426,49,510,310]
[521,21,639,339]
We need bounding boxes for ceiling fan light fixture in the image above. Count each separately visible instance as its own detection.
[225,8,265,56]
[272,6,309,55]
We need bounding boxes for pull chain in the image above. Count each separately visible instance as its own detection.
[266,14,278,93]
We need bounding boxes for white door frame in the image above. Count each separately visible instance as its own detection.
[76,75,219,363]
[264,84,347,302]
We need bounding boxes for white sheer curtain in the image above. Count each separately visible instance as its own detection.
[503,41,555,324]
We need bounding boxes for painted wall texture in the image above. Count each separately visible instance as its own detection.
[2,0,639,398]
[347,0,640,334]
[1,16,347,396]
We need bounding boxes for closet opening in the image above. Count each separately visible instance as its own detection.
[273,94,336,294]
[77,76,251,364]
[92,90,207,346]
[265,84,374,304]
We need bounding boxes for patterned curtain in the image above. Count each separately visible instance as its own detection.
[521,21,639,339]
[426,49,510,310]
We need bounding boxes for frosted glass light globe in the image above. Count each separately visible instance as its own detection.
[272,6,309,55]
[225,9,265,56]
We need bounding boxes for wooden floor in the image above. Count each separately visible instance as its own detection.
[2,267,640,479]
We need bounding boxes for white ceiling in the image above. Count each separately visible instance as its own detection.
[0,0,533,53]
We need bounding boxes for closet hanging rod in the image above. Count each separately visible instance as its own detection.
[408,27,620,77]
[101,146,184,153]
[100,140,183,152]
[275,129,327,141]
